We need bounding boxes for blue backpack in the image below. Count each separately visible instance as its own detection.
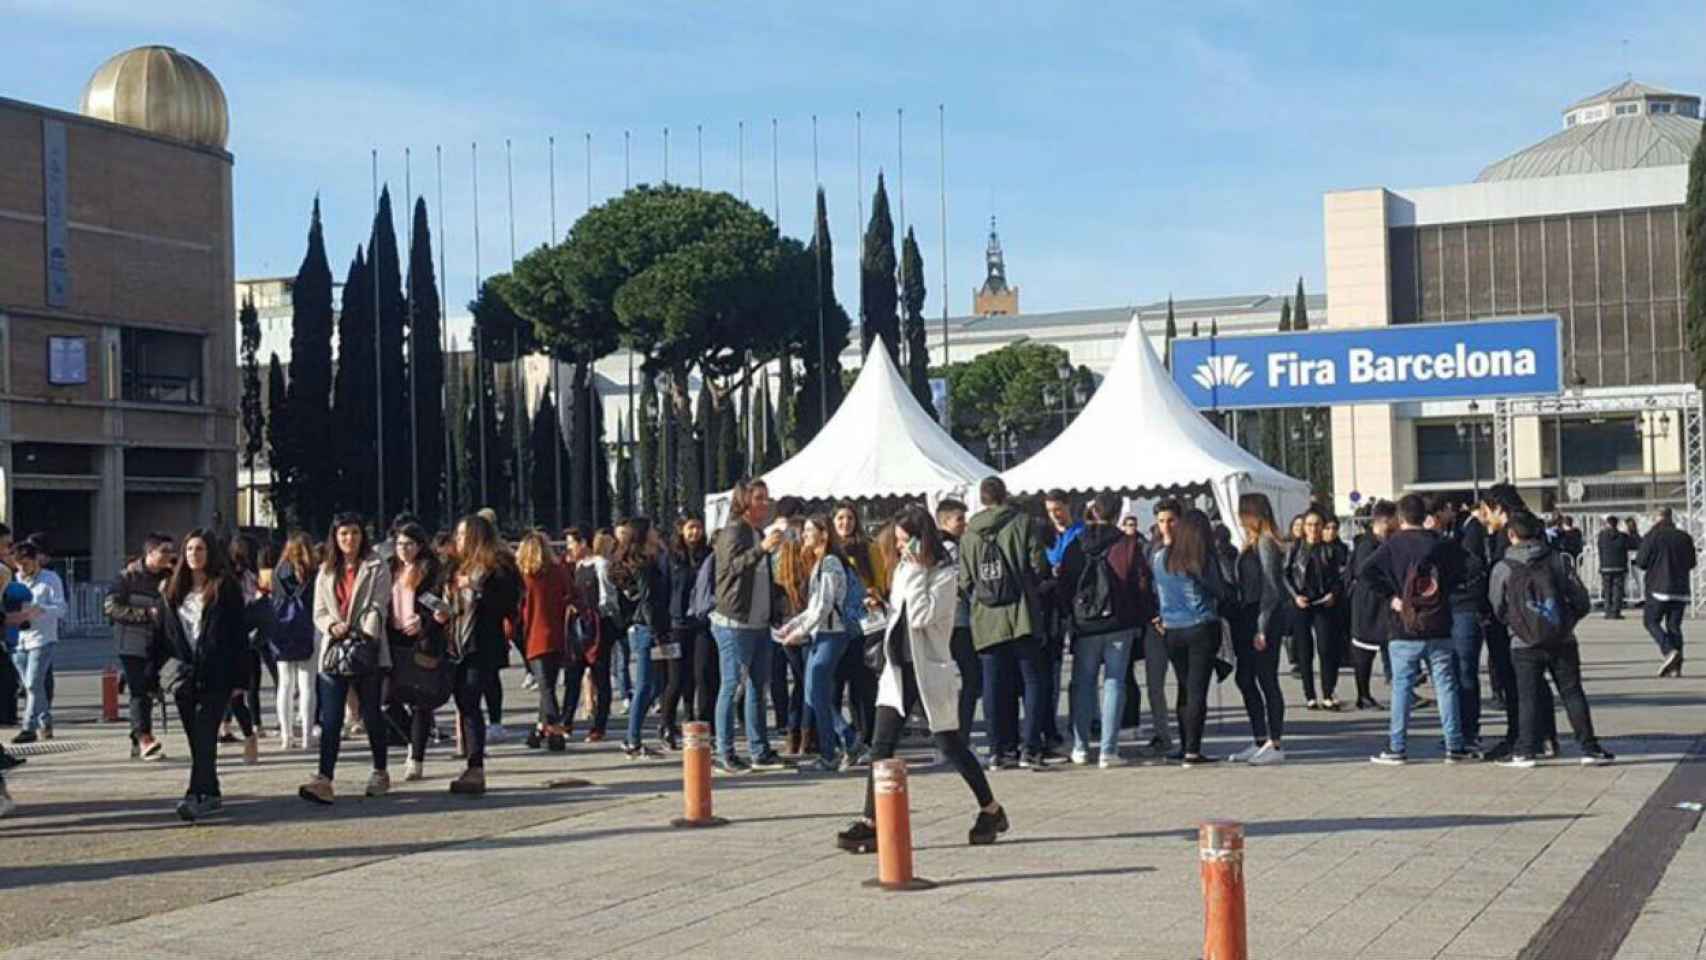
[838,557,868,634]
[687,552,717,621]
[268,572,316,662]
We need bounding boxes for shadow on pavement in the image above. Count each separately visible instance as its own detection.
[927,864,1156,888]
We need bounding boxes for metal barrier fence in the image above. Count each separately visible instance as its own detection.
[63,580,112,638]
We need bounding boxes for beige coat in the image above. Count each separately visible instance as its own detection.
[312,555,393,671]
[875,558,962,732]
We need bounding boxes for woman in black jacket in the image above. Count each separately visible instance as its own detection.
[1285,507,1344,710]
[612,518,672,759]
[661,515,712,749]
[1230,495,1288,764]
[1347,502,1395,710]
[151,529,247,822]
[448,514,522,795]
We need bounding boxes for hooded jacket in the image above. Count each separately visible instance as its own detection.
[957,503,1048,652]
[1489,538,1590,649]
[1072,523,1156,636]
[106,559,167,658]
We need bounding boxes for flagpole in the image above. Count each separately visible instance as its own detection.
[586,132,598,526]
[406,147,419,513]
[550,134,563,528]
[856,111,864,357]
[372,148,385,524]
[771,117,780,231]
[473,141,487,507]
[938,104,949,412]
[435,145,450,519]
[663,126,670,184]
[506,137,523,521]
[623,129,633,512]
[813,114,826,426]
[897,107,906,369]
[696,123,703,188]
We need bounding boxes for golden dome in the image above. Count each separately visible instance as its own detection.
[78,46,228,150]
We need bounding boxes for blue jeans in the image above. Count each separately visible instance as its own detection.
[12,645,53,731]
[611,629,635,702]
[712,625,772,758]
[1070,630,1134,757]
[1388,638,1463,755]
[979,635,1047,757]
[804,630,856,758]
[1446,610,1483,743]
[625,624,658,746]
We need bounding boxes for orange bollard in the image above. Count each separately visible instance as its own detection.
[1199,820,1248,960]
[861,759,937,891]
[101,666,121,722]
[670,721,728,828]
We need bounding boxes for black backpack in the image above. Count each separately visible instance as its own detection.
[1072,543,1119,634]
[973,541,1024,608]
[1505,553,1588,647]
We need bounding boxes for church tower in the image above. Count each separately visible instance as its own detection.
[972,217,1019,315]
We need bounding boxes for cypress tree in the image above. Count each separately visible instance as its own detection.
[638,374,660,516]
[1686,124,1706,384]
[1191,321,1200,338]
[282,198,335,531]
[860,173,900,362]
[370,186,411,520]
[333,246,376,519]
[458,368,479,520]
[736,381,753,478]
[716,387,739,492]
[264,352,288,531]
[901,226,930,408]
[797,188,852,446]
[1293,277,1310,331]
[1162,295,1177,371]
[615,420,636,520]
[681,383,710,523]
[758,375,783,471]
[238,295,264,527]
[406,197,445,530]
[528,385,569,530]
[775,355,796,457]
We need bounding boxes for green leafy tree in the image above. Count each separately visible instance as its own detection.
[238,295,264,527]
[941,340,1093,448]
[1687,124,1706,385]
[860,173,899,362]
[901,226,930,408]
[332,246,376,518]
[264,352,287,530]
[280,198,335,531]
[406,197,446,530]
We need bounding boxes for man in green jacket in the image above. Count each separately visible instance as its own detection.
[958,477,1051,769]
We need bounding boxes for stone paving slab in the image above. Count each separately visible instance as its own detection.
[1,618,1701,959]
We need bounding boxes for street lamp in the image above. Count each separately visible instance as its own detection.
[1456,398,1492,500]
[1042,364,1089,431]
[986,423,1020,470]
[1634,403,1671,513]
[1289,419,1327,486]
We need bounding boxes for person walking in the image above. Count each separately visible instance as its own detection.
[1360,494,1472,765]
[1149,505,1231,767]
[105,532,175,760]
[1597,515,1630,619]
[1636,506,1697,678]
[832,501,885,768]
[662,515,712,748]
[442,514,523,795]
[936,500,983,752]
[580,529,621,741]
[150,529,247,821]
[1347,502,1395,710]
[1230,494,1287,765]
[709,479,788,774]
[1284,508,1344,710]
[389,521,455,781]
[1489,511,1614,767]
[1039,490,1082,756]
[613,519,671,760]
[836,506,1007,853]
[778,514,860,772]
[959,477,1051,770]
[268,534,319,751]
[567,528,614,742]
[298,514,393,805]
[224,535,269,764]
[7,541,64,744]
[516,531,573,754]
[1066,493,1155,768]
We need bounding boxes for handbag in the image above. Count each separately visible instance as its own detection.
[389,640,452,707]
[322,630,379,677]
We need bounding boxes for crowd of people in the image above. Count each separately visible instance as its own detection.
[0,477,1692,829]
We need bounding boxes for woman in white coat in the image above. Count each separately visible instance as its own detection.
[836,506,1007,853]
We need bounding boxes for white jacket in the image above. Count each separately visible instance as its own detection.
[17,569,66,651]
[876,558,961,732]
[312,556,393,671]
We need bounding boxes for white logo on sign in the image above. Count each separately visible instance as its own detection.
[1192,355,1254,390]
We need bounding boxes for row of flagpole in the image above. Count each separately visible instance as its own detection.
[358,106,950,527]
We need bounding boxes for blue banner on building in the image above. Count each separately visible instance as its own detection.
[1169,316,1562,410]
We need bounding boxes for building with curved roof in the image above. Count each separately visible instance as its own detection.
[1477,80,1702,182]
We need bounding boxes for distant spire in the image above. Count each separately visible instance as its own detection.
[984,216,1007,292]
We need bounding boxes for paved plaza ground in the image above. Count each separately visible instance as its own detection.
[1,617,1703,959]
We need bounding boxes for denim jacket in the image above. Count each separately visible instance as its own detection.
[1150,545,1228,630]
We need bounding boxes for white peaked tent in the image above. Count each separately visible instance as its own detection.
[705,344,992,525]
[1000,314,1312,536]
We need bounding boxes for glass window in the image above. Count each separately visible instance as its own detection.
[1650,101,1673,114]
[1415,423,1493,484]
[1614,103,1639,116]
[13,442,95,475]
[125,447,203,477]
[120,328,203,405]
[1541,417,1642,476]
[1566,114,1578,127]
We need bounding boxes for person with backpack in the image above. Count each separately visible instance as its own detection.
[1475,485,1557,762]
[269,534,319,751]
[959,477,1051,770]
[1359,494,1472,765]
[778,514,866,772]
[1066,493,1155,768]
[936,500,983,748]
[1489,511,1614,767]
[1347,502,1395,711]
[1597,515,1630,620]
[1636,506,1697,678]
[1230,493,1288,765]
[709,479,789,774]
[105,532,176,761]
[612,519,672,760]
[662,515,712,749]
[1283,507,1344,711]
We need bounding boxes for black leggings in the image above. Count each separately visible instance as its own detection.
[1163,622,1220,756]
[1230,606,1284,745]
[1291,606,1341,701]
[483,668,504,727]
[835,637,878,747]
[861,662,994,821]
[1350,643,1379,702]
[658,628,694,732]
[689,623,719,724]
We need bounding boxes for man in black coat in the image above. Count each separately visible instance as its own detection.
[1636,507,1697,677]
[1597,515,1631,619]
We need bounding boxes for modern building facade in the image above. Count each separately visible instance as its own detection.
[0,46,236,578]
[1325,80,1701,515]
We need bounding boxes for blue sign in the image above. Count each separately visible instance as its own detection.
[1170,315,1562,410]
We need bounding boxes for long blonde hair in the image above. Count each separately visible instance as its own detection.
[1238,493,1280,553]
[516,530,554,578]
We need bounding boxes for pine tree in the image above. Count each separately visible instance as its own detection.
[406,197,446,530]
[1686,124,1706,385]
[369,186,410,520]
[638,374,660,516]
[860,173,900,362]
[332,246,376,519]
[264,353,288,531]
[1162,295,1177,371]
[238,295,264,528]
[1293,277,1310,332]
[901,226,930,408]
[282,198,335,532]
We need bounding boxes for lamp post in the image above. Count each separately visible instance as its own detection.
[986,423,1020,470]
[1456,398,1492,501]
[1634,404,1670,514]
[1289,419,1326,489]
[1042,362,1089,433]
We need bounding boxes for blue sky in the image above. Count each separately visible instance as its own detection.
[8,1,1703,340]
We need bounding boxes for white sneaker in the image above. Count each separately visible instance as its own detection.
[404,759,424,782]
[1069,749,1091,766]
[1248,744,1285,766]
[521,673,539,692]
[486,724,508,743]
[1229,743,1262,763]
[1098,753,1127,769]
